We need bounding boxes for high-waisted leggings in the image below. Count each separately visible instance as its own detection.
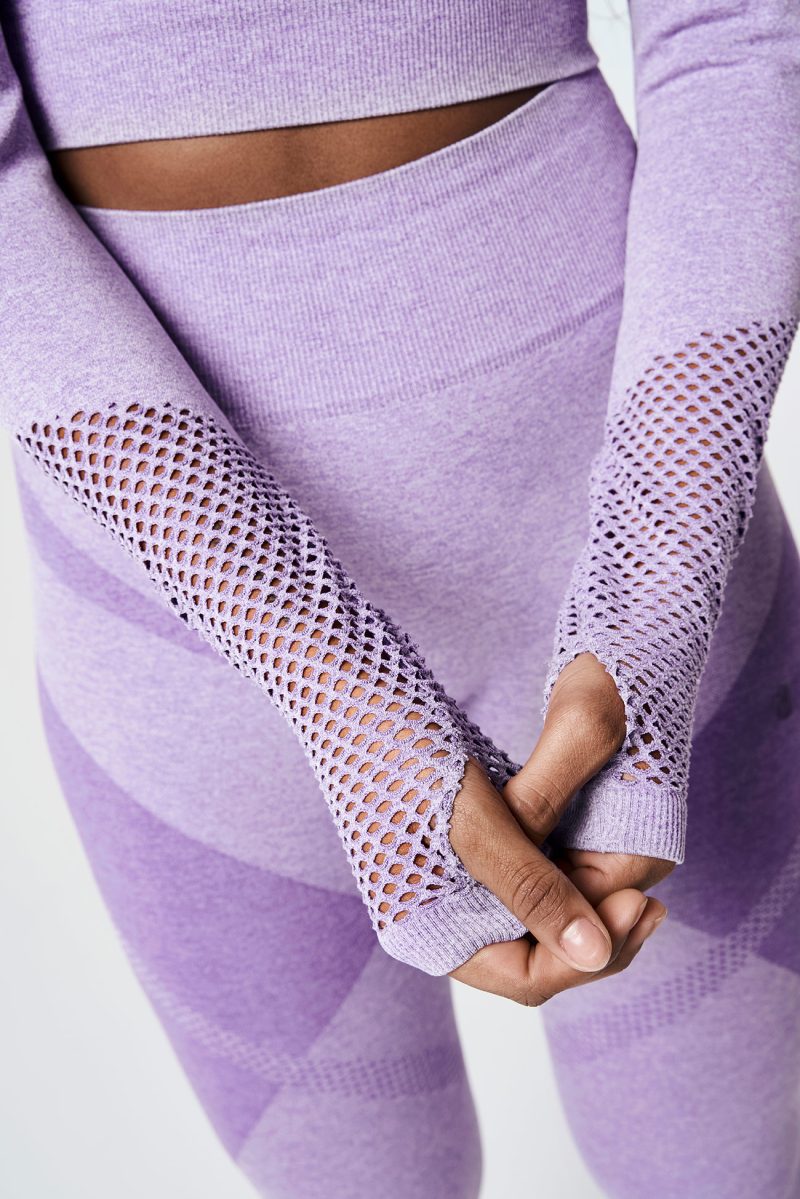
[11,66,800,1198]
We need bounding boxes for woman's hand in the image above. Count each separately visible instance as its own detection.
[446,755,667,1004]
[501,652,677,896]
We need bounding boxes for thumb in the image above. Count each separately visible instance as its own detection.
[503,652,627,845]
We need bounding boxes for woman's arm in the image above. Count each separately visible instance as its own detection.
[0,24,540,975]
[540,0,800,863]
[5,17,651,986]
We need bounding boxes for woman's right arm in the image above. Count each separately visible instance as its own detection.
[1,22,649,985]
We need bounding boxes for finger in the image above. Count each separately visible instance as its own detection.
[502,653,627,844]
[450,762,615,973]
[594,887,650,966]
[450,890,667,1004]
[450,892,642,1002]
[519,889,649,1004]
[448,936,539,1004]
[594,897,668,978]
[536,895,667,1003]
[554,847,676,903]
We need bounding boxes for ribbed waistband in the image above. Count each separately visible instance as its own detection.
[75,65,636,425]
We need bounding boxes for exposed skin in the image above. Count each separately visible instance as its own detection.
[49,84,552,208]
[449,653,672,1005]
[48,89,670,1003]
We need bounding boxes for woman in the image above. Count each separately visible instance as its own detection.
[2,0,799,1195]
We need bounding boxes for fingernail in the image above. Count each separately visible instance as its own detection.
[653,907,668,926]
[559,917,611,971]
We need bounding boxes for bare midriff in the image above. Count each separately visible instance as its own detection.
[47,83,552,211]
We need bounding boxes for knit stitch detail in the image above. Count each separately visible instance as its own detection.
[16,400,527,973]
[541,320,798,863]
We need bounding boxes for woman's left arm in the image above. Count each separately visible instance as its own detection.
[537,0,800,863]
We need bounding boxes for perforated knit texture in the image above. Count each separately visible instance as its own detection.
[16,401,523,952]
[123,939,465,1099]
[542,320,798,853]
[548,823,800,1065]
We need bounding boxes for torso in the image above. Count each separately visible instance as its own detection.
[47,84,550,210]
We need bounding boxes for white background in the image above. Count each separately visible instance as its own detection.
[2,6,799,1197]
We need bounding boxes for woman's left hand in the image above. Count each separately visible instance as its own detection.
[502,651,676,902]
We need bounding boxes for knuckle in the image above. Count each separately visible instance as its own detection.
[509,975,550,1007]
[551,694,625,768]
[547,700,586,740]
[514,777,564,830]
[594,700,627,755]
[505,861,567,928]
[522,984,550,1009]
[583,702,627,763]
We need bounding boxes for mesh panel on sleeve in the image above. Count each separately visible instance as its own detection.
[17,401,519,937]
[542,319,797,816]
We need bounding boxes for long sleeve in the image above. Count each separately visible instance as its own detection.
[0,27,529,976]
[541,0,800,863]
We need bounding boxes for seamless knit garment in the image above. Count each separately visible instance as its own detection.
[541,1,800,861]
[0,14,530,977]
[11,64,800,1199]
[1,0,800,979]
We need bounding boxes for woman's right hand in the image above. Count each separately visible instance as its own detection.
[447,758,666,1004]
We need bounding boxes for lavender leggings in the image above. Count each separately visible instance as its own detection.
[13,67,800,1197]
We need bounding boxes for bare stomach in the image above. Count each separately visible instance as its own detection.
[47,84,552,211]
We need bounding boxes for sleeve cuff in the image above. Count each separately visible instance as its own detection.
[377,880,528,976]
[544,778,687,865]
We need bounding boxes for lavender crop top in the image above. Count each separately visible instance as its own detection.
[2,1,599,148]
[1,1,799,975]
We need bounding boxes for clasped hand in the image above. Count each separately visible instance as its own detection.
[448,653,674,1005]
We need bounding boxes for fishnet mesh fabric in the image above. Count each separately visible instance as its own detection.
[16,401,520,942]
[542,320,797,840]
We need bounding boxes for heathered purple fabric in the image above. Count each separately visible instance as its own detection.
[1,0,599,148]
[1,7,537,977]
[2,4,800,1195]
[540,0,800,866]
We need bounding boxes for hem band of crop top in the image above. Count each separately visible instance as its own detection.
[3,1,598,150]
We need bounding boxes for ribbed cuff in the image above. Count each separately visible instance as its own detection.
[377,882,528,976]
[544,780,687,864]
